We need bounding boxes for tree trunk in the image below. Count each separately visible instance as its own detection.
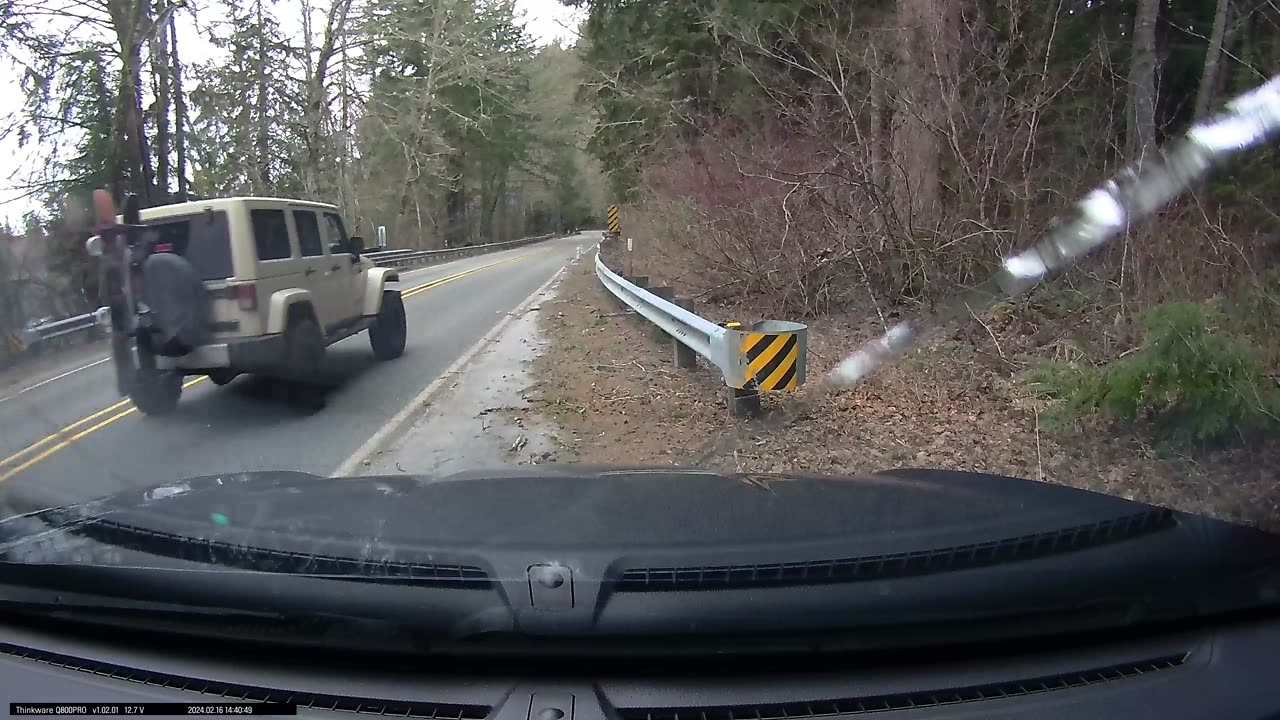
[150,3,172,201]
[169,14,189,201]
[301,0,319,197]
[301,0,354,198]
[891,0,955,231]
[1193,0,1229,120]
[481,170,507,241]
[446,154,467,247]
[254,0,272,191]
[1126,0,1159,164]
[108,0,152,202]
[868,49,889,236]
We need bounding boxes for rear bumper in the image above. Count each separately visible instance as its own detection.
[157,334,285,373]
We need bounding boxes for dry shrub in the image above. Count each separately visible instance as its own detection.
[612,0,1279,330]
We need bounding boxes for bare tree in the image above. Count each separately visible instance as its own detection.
[149,0,172,199]
[106,0,182,201]
[892,0,961,229]
[300,0,355,198]
[169,12,190,200]
[1126,0,1158,163]
[1194,0,1230,119]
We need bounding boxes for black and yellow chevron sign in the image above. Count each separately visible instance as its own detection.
[741,331,800,391]
[607,205,620,233]
[4,332,24,353]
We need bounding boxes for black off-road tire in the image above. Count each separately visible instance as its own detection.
[130,369,183,416]
[369,290,406,361]
[111,336,136,397]
[282,315,325,382]
[207,369,239,386]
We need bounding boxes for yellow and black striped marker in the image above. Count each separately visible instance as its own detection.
[741,331,800,391]
[607,205,621,234]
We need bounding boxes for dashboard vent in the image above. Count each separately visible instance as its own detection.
[0,642,491,719]
[618,653,1188,720]
[58,517,491,589]
[617,509,1174,591]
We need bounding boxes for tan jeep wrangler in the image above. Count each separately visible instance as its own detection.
[89,196,406,415]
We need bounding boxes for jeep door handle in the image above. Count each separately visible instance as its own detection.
[331,265,341,272]
[304,268,316,276]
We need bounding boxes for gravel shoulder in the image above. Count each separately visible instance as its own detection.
[354,261,578,478]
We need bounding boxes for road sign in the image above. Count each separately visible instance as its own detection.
[377,225,387,248]
[607,205,620,234]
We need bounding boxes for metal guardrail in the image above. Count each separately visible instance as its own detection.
[16,311,106,354]
[365,233,555,268]
[594,249,807,417]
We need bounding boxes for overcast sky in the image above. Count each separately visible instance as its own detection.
[0,0,585,226]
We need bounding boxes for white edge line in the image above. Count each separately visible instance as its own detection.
[0,356,110,406]
[331,260,573,478]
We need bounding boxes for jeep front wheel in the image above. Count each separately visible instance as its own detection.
[369,290,406,361]
[130,369,183,416]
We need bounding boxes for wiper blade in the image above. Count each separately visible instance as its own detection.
[0,588,424,654]
[1,509,492,589]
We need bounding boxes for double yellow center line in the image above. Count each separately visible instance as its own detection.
[399,250,535,300]
[0,376,208,483]
[0,248,547,484]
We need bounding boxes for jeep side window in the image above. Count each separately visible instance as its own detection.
[250,209,292,261]
[293,211,324,257]
[324,213,349,255]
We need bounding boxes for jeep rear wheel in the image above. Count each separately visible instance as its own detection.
[283,315,325,382]
[207,369,239,386]
[369,290,406,361]
[131,369,183,416]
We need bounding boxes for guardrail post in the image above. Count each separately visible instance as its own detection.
[724,385,761,418]
[672,298,697,369]
[648,287,674,342]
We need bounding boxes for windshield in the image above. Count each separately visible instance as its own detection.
[0,0,1279,651]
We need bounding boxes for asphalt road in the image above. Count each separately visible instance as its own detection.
[0,233,595,513]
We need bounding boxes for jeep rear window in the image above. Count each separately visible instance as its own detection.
[141,212,234,281]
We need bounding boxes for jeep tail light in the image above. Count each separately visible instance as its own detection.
[235,283,257,311]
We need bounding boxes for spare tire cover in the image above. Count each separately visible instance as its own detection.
[142,252,211,355]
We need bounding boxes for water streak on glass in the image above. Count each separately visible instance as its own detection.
[826,75,1280,387]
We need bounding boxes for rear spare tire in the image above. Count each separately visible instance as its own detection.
[131,369,182,416]
[142,252,211,356]
[369,290,406,360]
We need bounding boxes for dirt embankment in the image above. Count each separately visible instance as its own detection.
[530,251,1280,532]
